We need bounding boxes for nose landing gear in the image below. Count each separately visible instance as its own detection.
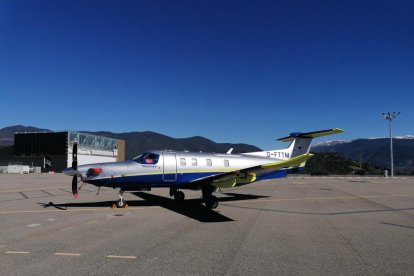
[112,189,128,208]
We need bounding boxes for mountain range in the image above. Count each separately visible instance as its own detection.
[2,125,413,174]
[0,125,261,159]
[312,138,414,174]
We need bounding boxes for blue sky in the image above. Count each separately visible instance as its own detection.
[1,0,413,149]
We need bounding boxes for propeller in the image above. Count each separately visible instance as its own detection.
[71,142,78,198]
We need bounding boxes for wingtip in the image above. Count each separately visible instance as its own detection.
[333,128,345,133]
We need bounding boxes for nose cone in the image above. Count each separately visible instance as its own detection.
[63,167,77,176]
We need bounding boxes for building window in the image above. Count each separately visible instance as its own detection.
[206,159,212,167]
[192,158,197,166]
[224,159,229,167]
[180,158,186,166]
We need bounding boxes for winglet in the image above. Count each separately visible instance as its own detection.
[226,148,234,154]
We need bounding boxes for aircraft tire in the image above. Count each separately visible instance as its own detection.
[174,191,185,201]
[116,199,126,208]
[205,195,218,209]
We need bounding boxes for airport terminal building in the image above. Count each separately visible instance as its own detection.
[12,131,125,172]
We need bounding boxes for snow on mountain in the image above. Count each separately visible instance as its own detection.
[312,140,352,147]
[395,135,414,139]
[367,135,414,140]
[314,135,414,148]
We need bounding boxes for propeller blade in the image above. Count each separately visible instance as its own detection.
[72,175,78,198]
[72,142,78,170]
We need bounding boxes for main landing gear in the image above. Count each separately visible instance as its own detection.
[112,189,128,209]
[170,186,218,209]
[202,184,218,209]
[170,188,185,201]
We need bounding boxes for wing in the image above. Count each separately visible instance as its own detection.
[185,153,313,189]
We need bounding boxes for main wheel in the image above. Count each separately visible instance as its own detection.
[205,195,218,209]
[174,191,185,201]
[116,198,126,208]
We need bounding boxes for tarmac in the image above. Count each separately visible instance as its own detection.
[0,173,413,275]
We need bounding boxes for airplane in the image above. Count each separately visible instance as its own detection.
[63,128,343,209]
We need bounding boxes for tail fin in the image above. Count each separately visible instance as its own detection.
[243,128,344,160]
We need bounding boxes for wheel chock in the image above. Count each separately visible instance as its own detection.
[111,204,116,209]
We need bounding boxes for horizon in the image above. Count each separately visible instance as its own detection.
[1,1,413,150]
[1,124,413,151]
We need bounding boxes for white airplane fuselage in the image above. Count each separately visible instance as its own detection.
[65,150,290,190]
[62,128,344,209]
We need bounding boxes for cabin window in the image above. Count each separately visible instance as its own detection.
[133,153,159,164]
[206,159,212,167]
[180,158,186,166]
[224,159,229,167]
[192,158,197,166]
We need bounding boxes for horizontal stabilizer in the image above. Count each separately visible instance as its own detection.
[278,128,344,142]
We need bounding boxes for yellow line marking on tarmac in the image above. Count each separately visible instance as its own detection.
[0,245,5,248]
[0,206,161,215]
[0,186,66,194]
[86,220,97,224]
[54,252,82,256]
[107,255,137,259]
[5,251,30,254]
[60,226,74,232]
[228,194,414,205]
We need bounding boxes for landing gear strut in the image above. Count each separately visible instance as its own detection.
[170,188,185,201]
[202,184,218,209]
[113,189,128,208]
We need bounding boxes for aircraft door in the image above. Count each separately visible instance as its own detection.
[163,152,177,182]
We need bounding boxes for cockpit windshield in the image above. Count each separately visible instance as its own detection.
[133,153,160,164]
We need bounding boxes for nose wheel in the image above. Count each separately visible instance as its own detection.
[115,198,127,208]
[112,189,128,208]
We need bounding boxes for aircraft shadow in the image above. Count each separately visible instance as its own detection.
[220,203,414,216]
[38,192,269,223]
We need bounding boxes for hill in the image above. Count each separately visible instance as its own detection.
[83,130,261,159]
[312,137,414,174]
[0,125,261,159]
[0,125,51,146]
[305,152,384,175]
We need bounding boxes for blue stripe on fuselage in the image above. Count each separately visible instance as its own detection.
[87,168,303,190]
[86,172,221,189]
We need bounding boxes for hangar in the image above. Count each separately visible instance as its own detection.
[13,131,125,172]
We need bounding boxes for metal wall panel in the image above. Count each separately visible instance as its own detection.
[14,132,68,156]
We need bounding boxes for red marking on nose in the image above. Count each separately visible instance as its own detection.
[90,168,103,174]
